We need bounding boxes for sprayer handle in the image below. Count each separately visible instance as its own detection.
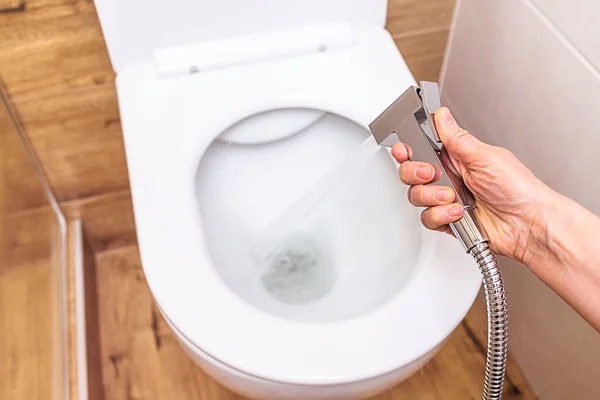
[368,81,489,252]
[436,147,489,252]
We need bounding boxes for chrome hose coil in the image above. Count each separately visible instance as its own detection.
[469,242,508,400]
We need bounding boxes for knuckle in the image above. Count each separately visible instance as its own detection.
[456,128,471,140]
[414,186,430,205]
[392,143,409,162]
[448,128,469,146]
[413,186,450,206]
[420,208,439,230]
[419,209,431,227]
[406,144,414,159]
[408,186,419,205]
[430,209,445,225]
[399,163,413,183]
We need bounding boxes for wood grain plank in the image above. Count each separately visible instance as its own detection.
[1,205,56,270]
[5,188,137,259]
[0,0,23,13]
[394,28,450,57]
[81,223,106,400]
[386,0,456,35]
[405,53,446,83]
[94,246,535,400]
[13,85,129,203]
[394,29,450,83]
[96,247,244,400]
[62,190,137,253]
[0,259,60,399]
[0,134,50,212]
[0,0,115,99]
[0,89,50,212]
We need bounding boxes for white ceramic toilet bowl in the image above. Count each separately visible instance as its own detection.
[111,25,481,399]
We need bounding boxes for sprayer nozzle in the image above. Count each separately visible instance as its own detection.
[368,85,421,147]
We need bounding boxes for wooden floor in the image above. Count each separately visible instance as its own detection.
[0,259,63,400]
[0,206,67,400]
[95,246,536,400]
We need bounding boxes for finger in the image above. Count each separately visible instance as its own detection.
[400,161,437,185]
[432,164,443,183]
[408,185,456,207]
[434,107,484,166]
[420,204,464,231]
[391,143,413,163]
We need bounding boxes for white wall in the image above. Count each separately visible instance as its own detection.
[530,0,600,71]
[440,0,600,399]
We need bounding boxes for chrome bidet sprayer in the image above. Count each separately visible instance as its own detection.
[369,81,508,400]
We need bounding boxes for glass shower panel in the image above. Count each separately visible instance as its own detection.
[0,91,68,399]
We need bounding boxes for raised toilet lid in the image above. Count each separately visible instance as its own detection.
[94,0,387,73]
[116,27,482,384]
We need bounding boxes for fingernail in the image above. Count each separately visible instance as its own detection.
[435,189,454,202]
[416,167,432,180]
[447,205,464,217]
[441,107,457,127]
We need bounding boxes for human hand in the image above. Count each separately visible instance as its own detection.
[391,107,555,264]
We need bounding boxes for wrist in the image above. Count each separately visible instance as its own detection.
[523,188,600,274]
[520,187,561,268]
[520,189,600,330]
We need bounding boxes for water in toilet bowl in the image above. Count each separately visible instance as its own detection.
[195,109,423,322]
[254,231,334,305]
[248,135,382,305]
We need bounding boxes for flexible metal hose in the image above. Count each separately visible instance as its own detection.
[468,242,508,400]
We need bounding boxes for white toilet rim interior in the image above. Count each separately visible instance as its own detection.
[188,98,374,168]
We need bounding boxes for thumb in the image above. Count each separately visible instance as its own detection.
[434,107,484,166]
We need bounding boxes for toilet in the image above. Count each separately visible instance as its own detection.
[94,0,481,399]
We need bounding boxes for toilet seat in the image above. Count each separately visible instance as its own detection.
[116,27,481,384]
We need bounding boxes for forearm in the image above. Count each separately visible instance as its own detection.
[526,192,600,331]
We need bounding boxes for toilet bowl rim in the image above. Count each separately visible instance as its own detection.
[123,37,482,384]
[138,106,481,384]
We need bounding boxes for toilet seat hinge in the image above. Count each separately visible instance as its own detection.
[153,22,355,78]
